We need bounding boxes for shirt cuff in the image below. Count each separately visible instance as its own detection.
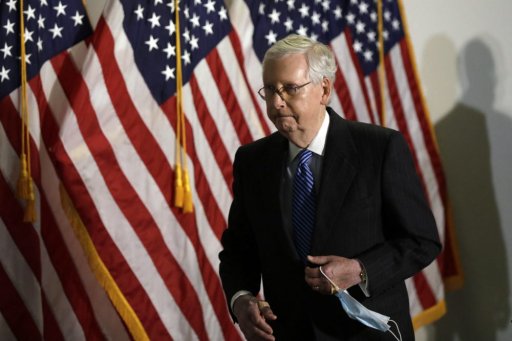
[230,290,253,311]
[356,260,370,297]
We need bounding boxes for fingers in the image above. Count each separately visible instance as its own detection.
[236,298,276,341]
[307,254,331,266]
[257,301,277,321]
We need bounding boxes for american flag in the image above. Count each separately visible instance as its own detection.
[0,0,461,340]
[0,0,131,339]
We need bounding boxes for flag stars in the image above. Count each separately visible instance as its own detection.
[0,66,10,82]
[6,0,17,13]
[334,6,342,19]
[148,13,161,28]
[37,38,43,51]
[54,1,68,17]
[145,35,159,51]
[346,12,355,25]
[355,20,365,33]
[24,28,34,43]
[49,23,63,38]
[384,10,391,21]
[189,35,199,50]
[182,50,191,65]
[72,11,85,26]
[162,65,175,80]
[370,11,377,22]
[363,49,373,61]
[3,19,15,35]
[165,20,175,36]
[284,18,293,32]
[218,7,228,21]
[24,5,37,21]
[367,31,376,42]
[268,9,280,24]
[265,30,277,45]
[359,1,369,14]
[190,14,200,27]
[392,18,400,30]
[183,29,190,42]
[202,20,214,35]
[296,24,308,36]
[38,15,46,29]
[18,53,32,64]
[353,40,362,53]
[321,0,330,11]
[311,11,321,25]
[1,43,13,58]
[167,2,175,13]
[321,20,329,32]
[258,3,265,15]
[163,42,175,58]
[204,0,215,14]
[134,5,144,20]
[298,4,310,18]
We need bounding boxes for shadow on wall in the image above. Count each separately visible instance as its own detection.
[426,37,511,340]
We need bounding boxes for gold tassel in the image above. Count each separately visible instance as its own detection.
[183,169,193,213]
[17,153,30,199]
[174,164,184,208]
[23,194,36,223]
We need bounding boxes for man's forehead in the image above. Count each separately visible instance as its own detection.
[263,54,309,83]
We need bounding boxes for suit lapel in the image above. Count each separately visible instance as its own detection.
[311,110,358,254]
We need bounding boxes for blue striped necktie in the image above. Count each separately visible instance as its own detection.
[292,149,316,263]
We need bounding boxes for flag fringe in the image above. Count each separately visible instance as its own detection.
[59,184,150,341]
[412,299,446,331]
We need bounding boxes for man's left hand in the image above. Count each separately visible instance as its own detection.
[305,255,362,294]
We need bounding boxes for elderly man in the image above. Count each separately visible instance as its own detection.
[219,34,440,340]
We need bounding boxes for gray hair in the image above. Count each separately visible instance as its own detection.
[262,34,337,85]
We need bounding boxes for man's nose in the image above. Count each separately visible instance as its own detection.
[270,91,286,108]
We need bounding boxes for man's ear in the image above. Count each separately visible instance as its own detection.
[320,77,332,105]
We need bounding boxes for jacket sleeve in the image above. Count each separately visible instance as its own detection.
[357,131,442,296]
[218,148,262,318]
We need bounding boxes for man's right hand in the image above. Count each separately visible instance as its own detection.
[233,295,277,341]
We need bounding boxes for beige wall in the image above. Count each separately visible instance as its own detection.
[404,1,512,340]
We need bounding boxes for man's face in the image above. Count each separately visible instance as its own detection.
[262,53,330,147]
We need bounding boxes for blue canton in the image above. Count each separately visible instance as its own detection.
[119,0,232,105]
[0,0,92,99]
[244,0,405,76]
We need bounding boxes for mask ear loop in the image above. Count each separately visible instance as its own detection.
[319,266,340,292]
[319,266,402,341]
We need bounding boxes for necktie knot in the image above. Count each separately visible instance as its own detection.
[296,149,313,168]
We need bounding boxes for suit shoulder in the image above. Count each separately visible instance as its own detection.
[235,132,283,162]
[343,119,401,147]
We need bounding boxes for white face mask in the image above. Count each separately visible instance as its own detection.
[319,267,402,341]
[334,289,391,332]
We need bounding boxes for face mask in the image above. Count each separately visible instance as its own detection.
[319,267,402,341]
[335,289,391,331]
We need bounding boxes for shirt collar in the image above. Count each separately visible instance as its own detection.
[289,111,330,161]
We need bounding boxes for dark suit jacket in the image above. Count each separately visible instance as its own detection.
[219,108,441,340]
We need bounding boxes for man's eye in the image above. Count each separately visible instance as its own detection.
[283,86,297,93]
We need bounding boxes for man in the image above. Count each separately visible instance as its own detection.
[219,34,441,340]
